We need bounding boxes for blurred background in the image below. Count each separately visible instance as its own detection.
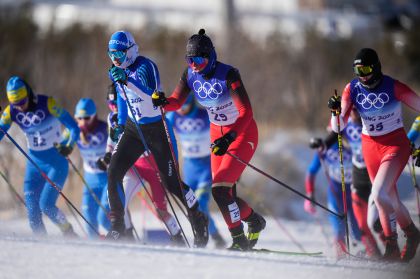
[1,0,420,223]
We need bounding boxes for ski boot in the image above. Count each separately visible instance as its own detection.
[244,211,266,249]
[382,235,400,262]
[228,231,249,251]
[212,231,227,249]
[361,234,381,258]
[106,214,125,241]
[401,223,420,262]
[59,223,78,238]
[189,210,209,248]
[124,227,136,241]
[170,232,186,247]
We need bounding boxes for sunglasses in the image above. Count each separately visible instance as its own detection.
[77,116,92,121]
[11,97,28,107]
[185,56,206,66]
[354,65,373,77]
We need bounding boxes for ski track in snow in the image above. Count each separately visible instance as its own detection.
[0,211,419,279]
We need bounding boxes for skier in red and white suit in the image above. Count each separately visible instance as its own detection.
[328,48,420,262]
[152,29,265,250]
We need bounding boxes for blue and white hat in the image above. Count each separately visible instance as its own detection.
[75,98,97,118]
[108,31,139,69]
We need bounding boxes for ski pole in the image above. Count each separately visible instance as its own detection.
[65,155,110,217]
[225,151,343,218]
[0,124,101,236]
[117,81,190,247]
[0,169,26,207]
[333,89,350,252]
[407,160,420,225]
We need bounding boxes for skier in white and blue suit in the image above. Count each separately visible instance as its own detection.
[167,94,226,248]
[72,98,111,237]
[0,76,79,235]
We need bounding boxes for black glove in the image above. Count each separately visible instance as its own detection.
[328,95,341,115]
[413,147,420,167]
[152,91,169,107]
[110,124,124,142]
[96,152,112,171]
[309,137,324,149]
[55,143,73,157]
[211,132,236,156]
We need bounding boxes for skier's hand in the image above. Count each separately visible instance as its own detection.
[328,95,341,116]
[309,137,324,150]
[211,132,236,156]
[96,152,112,171]
[412,147,420,167]
[151,91,168,107]
[110,124,124,142]
[54,143,73,157]
[109,66,127,84]
[304,194,316,215]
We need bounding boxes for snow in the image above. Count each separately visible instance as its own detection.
[0,207,419,279]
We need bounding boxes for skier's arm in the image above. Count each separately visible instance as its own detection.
[165,68,193,111]
[116,90,128,125]
[0,106,13,141]
[330,83,353,133]
[408,116,420,143]
[305,153,321,196]
[224,68,253,136]
[47,97,80,146]
[394,80,420,112]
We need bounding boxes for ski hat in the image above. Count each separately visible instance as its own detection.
[6,76,29,105]
[75,98,97,118]
[108,31,139,69]
[186,29,217,75]
[353,48,382,88]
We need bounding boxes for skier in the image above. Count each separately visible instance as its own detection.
[305,128,361,257]
[309,109,381,257]
[97,84,183,243]
[328,48,420,262]
[152,29,266,251]
[167,94,226,248]
[70,98,110,237]
[105,31,208,247]
[0,76,79,235]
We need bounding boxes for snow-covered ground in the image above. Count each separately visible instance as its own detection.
[0,202,419,279]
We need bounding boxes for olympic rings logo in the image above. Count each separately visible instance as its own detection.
[16,110,46,127]
[84,132,105,147]
[326,149,351,163]
[356,92,389,109]
[345,125,361,141]
[193,80,223,99]
[176,118,206,132]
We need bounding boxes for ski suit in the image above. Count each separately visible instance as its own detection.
[167,103,221,237]
[331,75,420,239]
[73,120,110,236]
[305,142,361,245]
[0,95,79,234]
[164,63,259,233]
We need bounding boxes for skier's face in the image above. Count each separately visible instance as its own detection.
[108,48,127,67]
[107,100,118,113]
[12,97,29,112]
[186,56,208,73]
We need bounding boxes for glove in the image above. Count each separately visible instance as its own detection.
[304,193,316,215]
[55,143,73,157]
[96,152,112,171]
[309,137,324,149]
[412,147,420,167]
[110,124,124,142]
[211,132,236,156]
[327,95,341,115]
[109,66,127,84]
[151,91,169,107]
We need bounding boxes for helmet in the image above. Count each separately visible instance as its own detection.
[108,31,139,69]
[75,98,97,118]
[353,48,382,88]
[186,29,217,75]
[6,76,29,105]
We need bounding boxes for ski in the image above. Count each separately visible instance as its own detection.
[251,248,323,256]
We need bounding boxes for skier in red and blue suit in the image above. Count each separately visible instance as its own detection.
[152,29,265,251]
